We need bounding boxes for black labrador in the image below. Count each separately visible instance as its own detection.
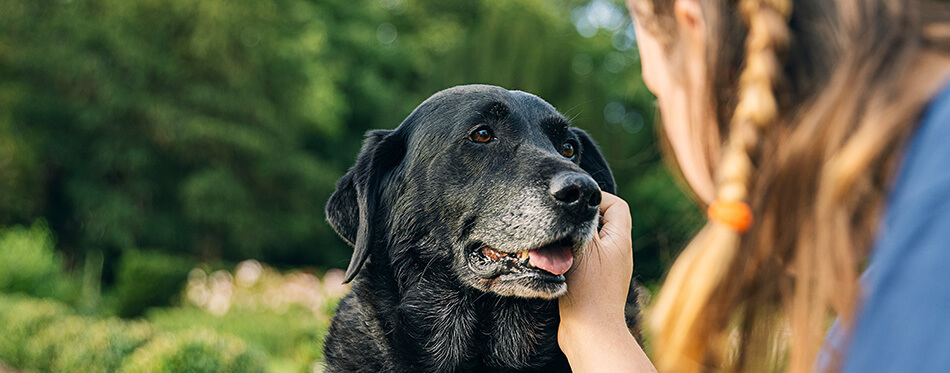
[324,85,638,372]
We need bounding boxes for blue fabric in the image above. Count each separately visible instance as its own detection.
[821,82,950,372]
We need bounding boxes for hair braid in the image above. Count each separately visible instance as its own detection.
[649,0,792,371]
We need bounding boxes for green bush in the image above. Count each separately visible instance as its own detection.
[0,221,68,298]
[25,316,154,373]
[114,250,194,318]
[62,320,154,373]
[0,292,22,312]
[148,306,327,369]
[0,0,697,284]
[23,315,88,371]
[0,295,273,372]
[119,328,268,373]
[0,297,68,367]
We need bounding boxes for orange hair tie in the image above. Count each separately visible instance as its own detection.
[708,200,753,233]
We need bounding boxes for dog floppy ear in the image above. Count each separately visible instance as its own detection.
[326,129,404,283]
[571,128,616,194]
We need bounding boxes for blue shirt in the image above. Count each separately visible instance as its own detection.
[820,82,950,371]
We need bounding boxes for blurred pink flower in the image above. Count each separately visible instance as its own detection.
[183,260,349,320]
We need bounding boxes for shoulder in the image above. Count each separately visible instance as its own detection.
[887,83,950,210]
[874,82,950,247]
[840,83,950,372]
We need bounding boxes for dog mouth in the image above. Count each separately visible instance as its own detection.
[467,237,579,283]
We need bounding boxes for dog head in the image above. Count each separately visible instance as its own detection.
[326,85,615,299]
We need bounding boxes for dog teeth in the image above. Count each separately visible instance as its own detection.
[482,247,531,263]
[518,251,529,261]
[482,247,502,261]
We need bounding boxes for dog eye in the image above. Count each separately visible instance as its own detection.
[469,127,494,143]
[561,141,576,158]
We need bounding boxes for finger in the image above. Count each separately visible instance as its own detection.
[598,192,632,238]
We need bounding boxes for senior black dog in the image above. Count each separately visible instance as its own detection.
[323,85,638,372]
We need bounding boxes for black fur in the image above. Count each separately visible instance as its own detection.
[324,85,638,372]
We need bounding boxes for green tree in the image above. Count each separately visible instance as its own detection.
[0,0,700,283]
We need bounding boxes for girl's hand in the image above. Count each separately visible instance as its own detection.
[558,192,655,372]
[560,191,633,331]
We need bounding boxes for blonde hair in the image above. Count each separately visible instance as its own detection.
[632,0,950,371]
[650,0,792,370]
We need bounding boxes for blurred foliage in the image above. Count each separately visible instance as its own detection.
[0,227,341,370]
[25,316,154,373]
[0,295,69,367]
[181,260,347,319]
[626,166,705,279]
[0,0,701,283]
[0,294,270,372]
[146,260,347,371]
[113,250,195,318]
[0,221,76,301]
[119,328,268,373]
[149,307,326,372]
[0,0,351,268]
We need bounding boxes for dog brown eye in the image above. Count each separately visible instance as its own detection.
[469,128,494,143]
[561,142,576,158]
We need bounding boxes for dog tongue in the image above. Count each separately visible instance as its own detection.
[528,246,574,275]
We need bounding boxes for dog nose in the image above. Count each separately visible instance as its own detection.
[550,171,601,217]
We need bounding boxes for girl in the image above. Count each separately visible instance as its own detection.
[559,0,950,371]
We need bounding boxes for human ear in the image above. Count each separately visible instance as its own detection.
[673,0,706,49]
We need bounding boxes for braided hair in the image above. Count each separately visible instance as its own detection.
[630,0,950,370]
[649,0,792,371]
